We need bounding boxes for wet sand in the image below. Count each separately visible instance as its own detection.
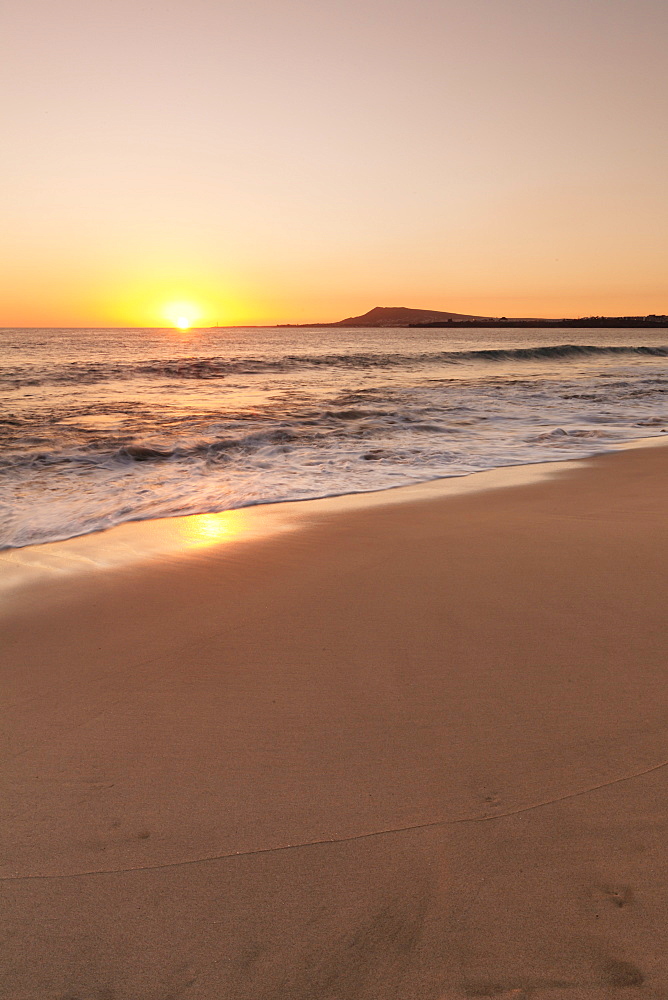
[1,443,667,998]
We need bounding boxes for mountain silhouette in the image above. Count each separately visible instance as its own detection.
[332,306,489,326]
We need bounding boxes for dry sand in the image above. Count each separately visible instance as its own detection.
[1,443,667,999]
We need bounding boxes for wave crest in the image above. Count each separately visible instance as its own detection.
[2,343,666,387]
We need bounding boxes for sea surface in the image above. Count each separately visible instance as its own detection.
[1,325,666,549]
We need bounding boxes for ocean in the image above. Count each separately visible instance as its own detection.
[1,325,666,549]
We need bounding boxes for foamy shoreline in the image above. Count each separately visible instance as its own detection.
[1,434,665,606]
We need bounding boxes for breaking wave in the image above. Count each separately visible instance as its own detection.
[2,343,666,388]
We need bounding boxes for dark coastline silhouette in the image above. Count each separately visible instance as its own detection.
[276,306,668,329]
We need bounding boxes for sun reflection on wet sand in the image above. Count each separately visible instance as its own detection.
[176,510,250,548]
[0,509,257,605]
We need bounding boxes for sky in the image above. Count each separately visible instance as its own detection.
[1,0,666,326]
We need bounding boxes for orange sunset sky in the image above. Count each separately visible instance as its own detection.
[2,0,666,327]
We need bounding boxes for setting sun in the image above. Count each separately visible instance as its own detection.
[164,301,202,330]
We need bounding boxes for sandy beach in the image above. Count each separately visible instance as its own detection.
[1,441,667,999]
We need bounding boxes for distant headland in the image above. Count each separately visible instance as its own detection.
[275,305,668,329]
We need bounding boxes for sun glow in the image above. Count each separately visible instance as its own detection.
[164,301,202,330]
